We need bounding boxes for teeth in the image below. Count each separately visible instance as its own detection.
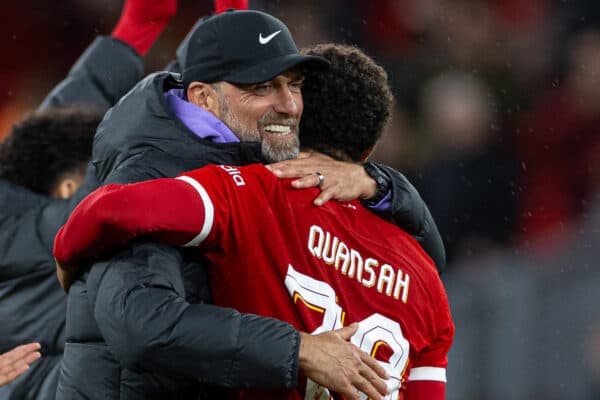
[264,124,291,135]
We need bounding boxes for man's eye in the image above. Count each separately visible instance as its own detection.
[289,81,303,92]
[253,85,270,94]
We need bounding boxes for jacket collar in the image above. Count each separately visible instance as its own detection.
[164,89,240,144]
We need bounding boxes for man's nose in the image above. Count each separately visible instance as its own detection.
[273,87,299,116]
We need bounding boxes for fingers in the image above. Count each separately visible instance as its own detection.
[336,322,359,340]
[352,374,385,400]
[289,174,321,189]
[0,343,41,386]
[0,343,41,364]
[338,385,361,400]
[359,350,389,379]
[266,153,334,179]
[336,359,387,400]
[357,359,390,398]
[350,346,389,400]
[312,186,336,206]
[339,327,389,400]
[299,327,391,400]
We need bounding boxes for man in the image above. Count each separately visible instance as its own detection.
[55,44,454,399]
[0,344,41,388]
[58,9,401,399]
[0,108,104,400]
[0,108,101,197]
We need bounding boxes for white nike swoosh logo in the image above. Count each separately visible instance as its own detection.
[259,30,282,45]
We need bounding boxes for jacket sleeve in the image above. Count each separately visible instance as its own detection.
[37,36,143,112]
[87,240,300,389]
[369,163,446,273]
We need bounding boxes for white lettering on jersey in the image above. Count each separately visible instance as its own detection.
[219,165,246,186]
[307,225,410,303]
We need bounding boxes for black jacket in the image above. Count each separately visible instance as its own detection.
[0,36,143,400]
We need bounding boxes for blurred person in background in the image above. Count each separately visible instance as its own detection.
[414,72,517,264]
[515,28,600,255]
[0,344,41,388]
[55,43,454,400]
[0,108,102,399]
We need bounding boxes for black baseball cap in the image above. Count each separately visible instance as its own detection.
[178,10,328,88]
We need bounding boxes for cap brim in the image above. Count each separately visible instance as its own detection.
[222,54,329,84]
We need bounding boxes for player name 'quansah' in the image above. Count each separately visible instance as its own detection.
[307,224,410,303]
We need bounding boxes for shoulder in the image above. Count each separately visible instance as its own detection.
[0,178,50,215]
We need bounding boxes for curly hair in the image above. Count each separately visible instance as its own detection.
[300,43,394,162]
[0,107,103,195]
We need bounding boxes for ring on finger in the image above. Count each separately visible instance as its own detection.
[315,171,325,187]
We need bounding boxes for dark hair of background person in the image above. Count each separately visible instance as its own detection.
[0,107,103,195]
[299,43,394,162]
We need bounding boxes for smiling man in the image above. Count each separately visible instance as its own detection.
[186,69,304,163]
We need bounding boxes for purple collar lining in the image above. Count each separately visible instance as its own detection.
[164,89,239,143]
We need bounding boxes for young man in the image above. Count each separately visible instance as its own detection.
[0,107,102,400]
[56,44,454,400]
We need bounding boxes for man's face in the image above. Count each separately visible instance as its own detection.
[216,70,304,162]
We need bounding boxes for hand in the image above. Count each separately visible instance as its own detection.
[0,343,41,387]
[267,152,377,206]
[298,323,389,400]
[56,259,78,293]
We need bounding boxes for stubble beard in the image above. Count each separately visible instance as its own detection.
[219,100,300,163]
[260,134,300,163]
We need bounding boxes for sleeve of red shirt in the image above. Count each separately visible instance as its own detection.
[404,276,454,400]
[53,176,212,269]
[214,0,248,14]
[111,0,177,56]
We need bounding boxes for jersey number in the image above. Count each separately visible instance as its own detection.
[285,264,409,400]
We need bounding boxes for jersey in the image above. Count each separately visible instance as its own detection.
[54,163,454,400]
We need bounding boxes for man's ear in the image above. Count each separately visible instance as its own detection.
[187,82,220,118]
[51,178,80,200]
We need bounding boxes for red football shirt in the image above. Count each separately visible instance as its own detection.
[55,164,454,399]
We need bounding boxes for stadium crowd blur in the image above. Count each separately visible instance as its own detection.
[1,0,598,398]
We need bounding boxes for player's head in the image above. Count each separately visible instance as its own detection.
[177,10,328,162]
[299,43,394,162]
[0,107,102,198]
